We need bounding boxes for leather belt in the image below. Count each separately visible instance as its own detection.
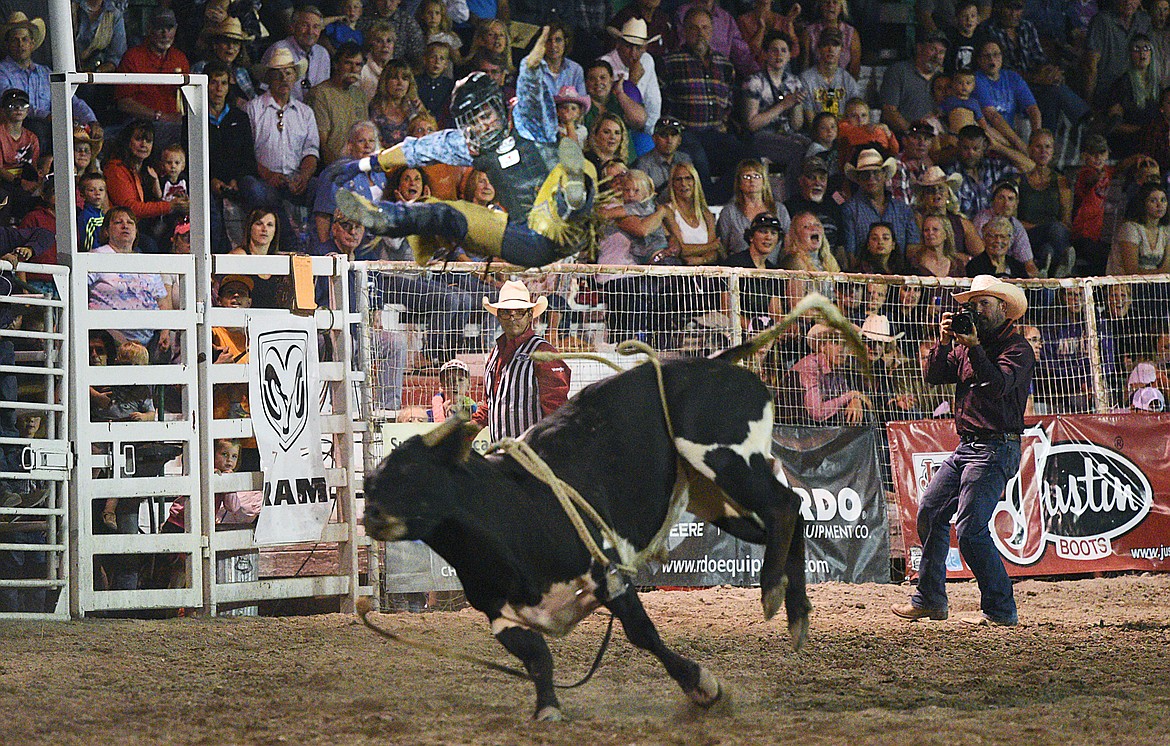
[959,432,1021,444]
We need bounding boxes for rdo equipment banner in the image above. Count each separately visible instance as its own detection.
[638,426,890,586]
[248,315,331,545]
[888,414,1170,579]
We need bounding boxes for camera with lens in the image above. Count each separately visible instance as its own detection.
[951,304,977,336]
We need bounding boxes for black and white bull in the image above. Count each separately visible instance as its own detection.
[362,346,819,720]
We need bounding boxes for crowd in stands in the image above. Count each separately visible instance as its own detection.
[0,0,1168,422]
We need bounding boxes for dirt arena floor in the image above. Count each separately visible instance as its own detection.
[4,574,1169,745]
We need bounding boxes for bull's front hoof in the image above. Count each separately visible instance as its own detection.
[686,667,722,708]
[761,576,788,621]
[534,706,566,722]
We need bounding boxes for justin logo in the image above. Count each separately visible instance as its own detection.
[257,329,310,452]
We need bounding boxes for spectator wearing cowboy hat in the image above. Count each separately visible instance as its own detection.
[856,313,922,422]
[0,13,49,124]
[600,18,664,144]
[607,0,675,61]
[192,17,259,107]
[115,7,191,128]
[554,85,591,146]
[841,147,921,264]
[911,165,984,260]
[894,274,1032,628]
[472,280,570,441]
[260,4,331,102]
[790,321,871,425]
[244,45,319,244]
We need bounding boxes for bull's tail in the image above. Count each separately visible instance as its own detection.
[712,292,868,374]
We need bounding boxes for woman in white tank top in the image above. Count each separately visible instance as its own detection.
[663,162,723,265]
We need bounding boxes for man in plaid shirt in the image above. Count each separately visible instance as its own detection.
[660,6,741,203]
[945,125,1026,216]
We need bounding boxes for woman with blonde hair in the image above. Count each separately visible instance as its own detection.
[779,210,840,272]
[717,159,790,256]
[369,59,429,147]
[663,162,722,265]
[462,18,514,74]
[586,111,631,169]
[909,213,967,277]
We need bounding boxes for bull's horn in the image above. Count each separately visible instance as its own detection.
[420,411,470,448]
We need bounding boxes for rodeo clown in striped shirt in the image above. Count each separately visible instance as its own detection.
[473,280,570,441]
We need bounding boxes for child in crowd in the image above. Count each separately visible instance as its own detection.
[938,67,1017,158]
[415,0,461,70]
[943,0,981,75]
[214,437,262,524]
[77,174,107,252]
[1072,134,1113,276]
[806,111,842,184]
[0,88,40,218]
[554,86,590,146]
[158,143,188,204]
[95,341,156,531]
[837,97,898,167]
[430,358,478,421]
[416,42,455,127]
[322,0,364,53]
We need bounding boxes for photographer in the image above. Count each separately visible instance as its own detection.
[892,275,1034,628]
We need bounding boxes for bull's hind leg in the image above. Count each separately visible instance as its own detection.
[493,625,563,721]
[701,449,810,648]
[606,588,721,707]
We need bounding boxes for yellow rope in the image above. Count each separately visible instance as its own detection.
[492,342,681,581]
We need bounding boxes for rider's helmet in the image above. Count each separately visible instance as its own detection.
[450,72,508,152]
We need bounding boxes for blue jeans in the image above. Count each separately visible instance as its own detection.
[912,440,1019,622]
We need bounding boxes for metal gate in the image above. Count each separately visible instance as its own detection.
[0,265,71,619]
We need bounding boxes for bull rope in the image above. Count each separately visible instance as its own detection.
[355,597,617,690]
[495,340,677,589]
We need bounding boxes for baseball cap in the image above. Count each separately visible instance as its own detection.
[439,358,470,378]
[801,156,829,176]
[654,116,684,136]
[918,31,950,47]
[818,27,844,47]
[1082,133,1109,154]
[148,6,178,29]
[907,119,936,138]
[1,88,29,107]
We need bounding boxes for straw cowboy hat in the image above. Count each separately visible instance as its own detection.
[913,165,963,192]
[860,314,904,343]
[205,17,255,42]
[952,275,1029,320]
[608,18,661,46]
[845,148,897,182]
[73,125,103,158]
[483,279,548,317]
[553,85,591,115]
[262,46,309,79]
[1,12,46,51]
[806,321,859,346]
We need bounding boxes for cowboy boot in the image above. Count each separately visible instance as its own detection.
[336,191,506,264]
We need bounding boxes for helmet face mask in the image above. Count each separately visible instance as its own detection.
[451,72,507,153]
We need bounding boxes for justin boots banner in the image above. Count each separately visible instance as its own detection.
[889,414,1170,579]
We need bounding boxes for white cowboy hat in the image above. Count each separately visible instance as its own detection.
[483,279,549,318]
[844,148,898,183]
[1132,386,1166,412]
[913,165,963,192]
[860,314,904,343]
[1,12,46,51]
[952,275,1029,320]
[263,46,309,79]
[608,18,661,46]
